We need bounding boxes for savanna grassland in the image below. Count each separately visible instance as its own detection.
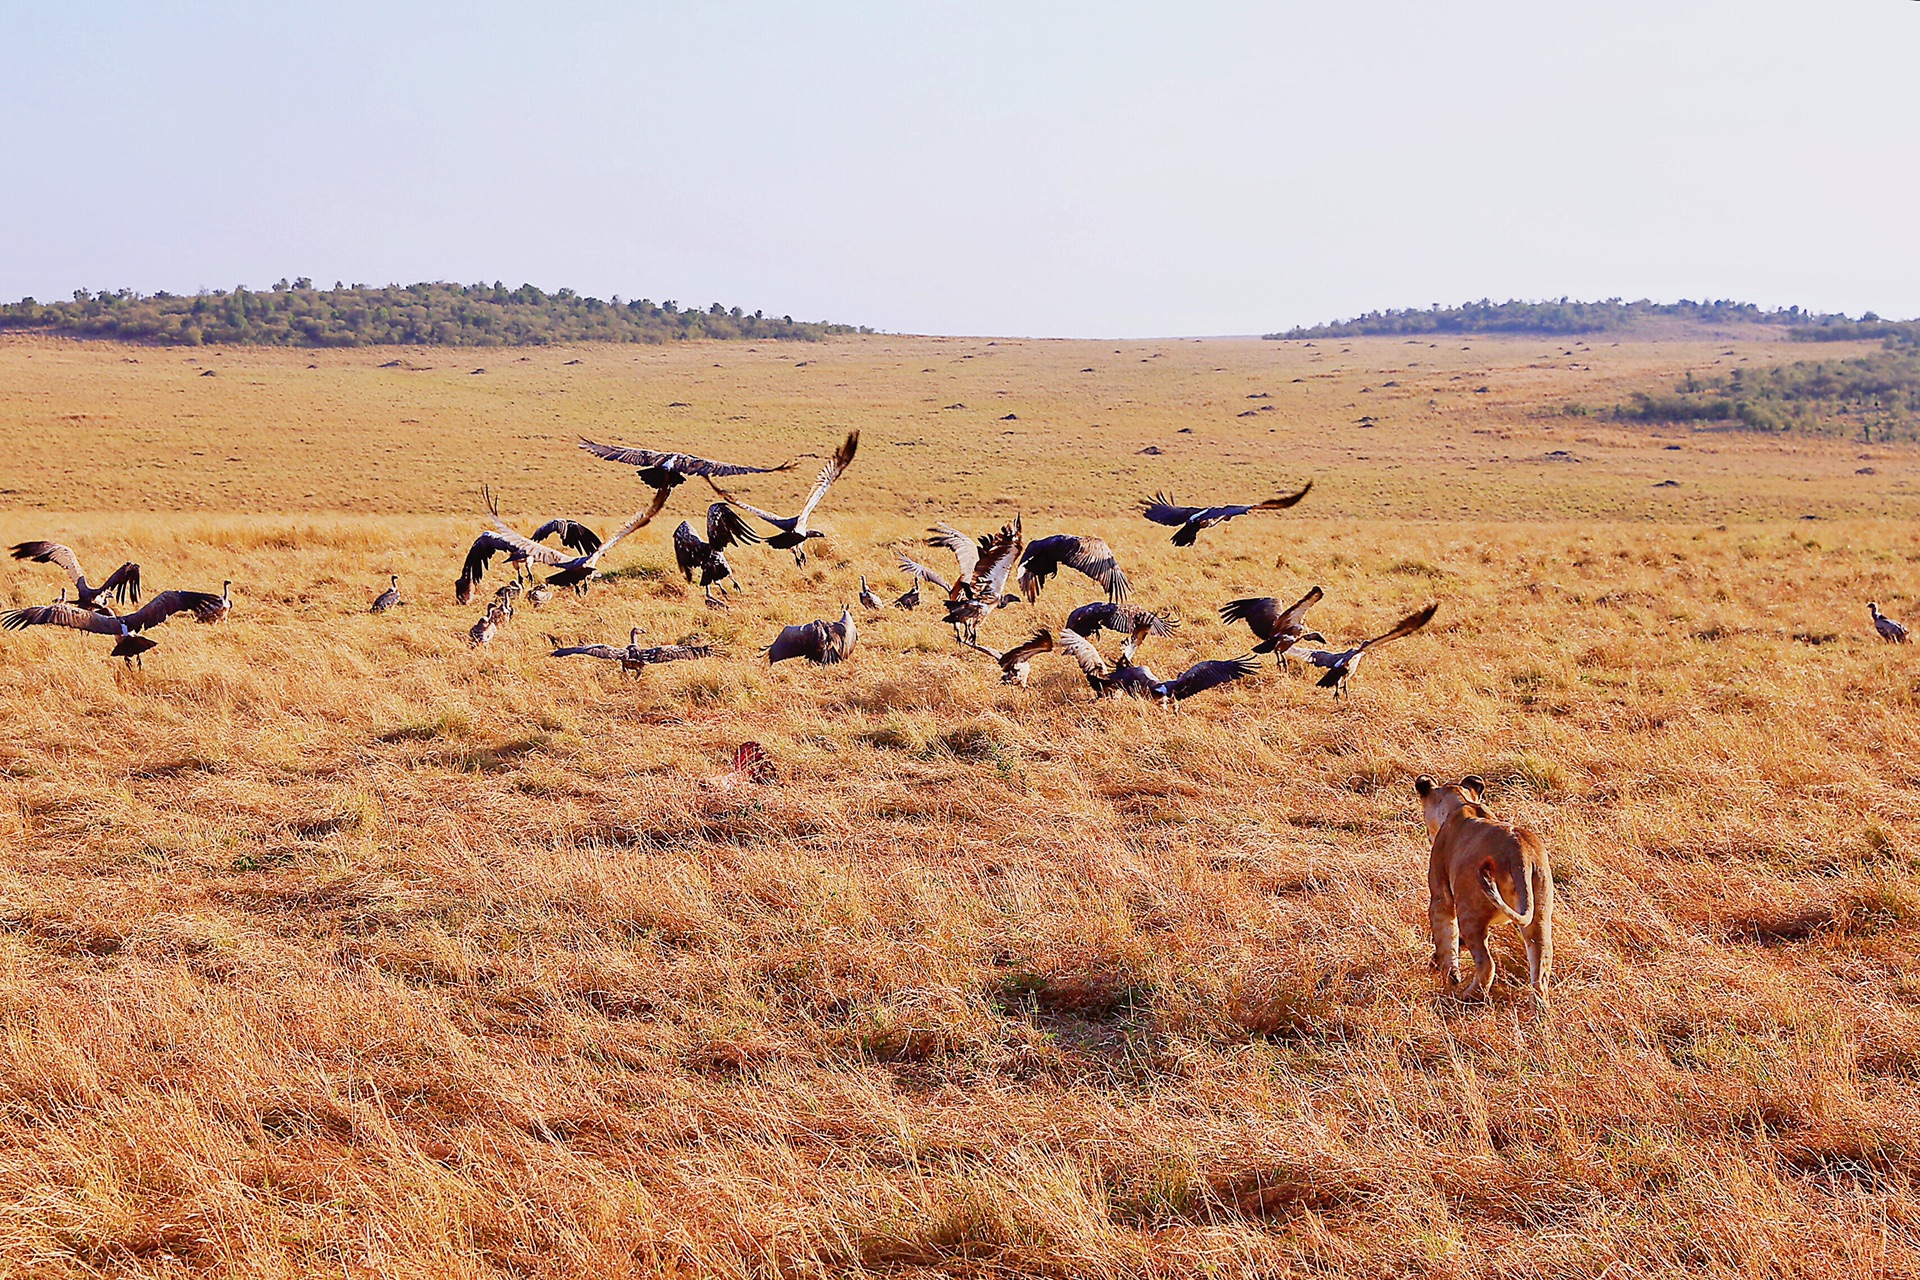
[2,331,1920,1277]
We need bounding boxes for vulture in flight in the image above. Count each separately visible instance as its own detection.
[10,541,140,610]
[706,429,859,566]
[1140,482,1312,546]
[1304,603,1438,696]
[1063,601,1178,641]
[1058,620,1258,706]
[1870,602,1910,644]
[462,486,668,599]
[457,495,614,603]
[578,438,803,491]
[957,629,1054,687]
[1220,586,1326,664]
[899,517,1024,643]
[369,575,403,613]
[548,628,712,677]
[673,502,762,606]
[1018,534,1128,603]
[767,607,858,665]
[2,589,228,666]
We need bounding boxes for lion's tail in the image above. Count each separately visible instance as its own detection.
[1479,855,1536,928]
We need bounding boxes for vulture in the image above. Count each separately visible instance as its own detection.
[957,630,1054,687]
[10,541,140,609]
[1870,602,1910,644]
[548,628,711,677]
[464,486,669,598]
[892,578,922,610]
[369,575,403,613]
[1304,603,1438,697]
[457,492,628,603]
[1018,534,1128,603]
[1063,601,1178,641]
[899,517,1024,643]
[767,607,857,665]
[1220,586,1326,664]
[468,601,507,648]
[525,580,555,608]
[1140,482,1313,546]
[672,502,762,605]
[2,589,228,666]
[705,429,859,566]
[578,438,804,491]
[858,576,884,612]
[1058,621,1258,706]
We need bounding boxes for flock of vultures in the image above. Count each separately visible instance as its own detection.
[2,428,1446,701]
[8,427,1915,1004]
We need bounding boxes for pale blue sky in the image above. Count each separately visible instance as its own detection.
[1,3,1914,337]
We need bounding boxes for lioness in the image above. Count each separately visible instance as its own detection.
[1415,774,1553,1002]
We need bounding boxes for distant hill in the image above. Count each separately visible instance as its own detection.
[0,280,867,347]
[1267,298,1912,342]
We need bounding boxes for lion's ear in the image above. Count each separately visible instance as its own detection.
[1461,775,1486,798]
[1414,775,1435,797]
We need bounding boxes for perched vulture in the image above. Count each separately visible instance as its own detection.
[370,575,403,613]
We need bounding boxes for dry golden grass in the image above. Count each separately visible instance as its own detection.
[2,335,1920,1276]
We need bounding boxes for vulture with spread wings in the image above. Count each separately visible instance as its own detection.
[1018,534,1128,603]
[1304,603,1438,696]
[766,607,858,666]
[548,627,712,677]
[578,438,803,490]
[457,495,618,602]
[1220,586,1326,664]
[460,486,668,600]
[1140,482,1313,546]
[10,541,141,610]
[705,429,859,566]
[673,503,762,606]
[3,589,228,666]
[1063,601,1178,641]
[1058,622,1258,706]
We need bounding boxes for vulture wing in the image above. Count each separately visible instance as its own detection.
[895,552,953,594]
[794,429,858,526]
[1219,596,1283,638]
[671,521,704,578]
[9,541,85,583]
[590,486,674,561]
[925,524,980,580]
[1358,602,1438,652]
[1163,654,1261,702]
[530,519,602,556]
[119,590,226,631]
[635,644,713,665]
[767,621,830,664]
[1139,493,1203,527]
[2,602,124,635]
[1057,627,1112,685]
[706,502,762,552]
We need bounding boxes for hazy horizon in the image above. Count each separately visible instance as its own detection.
[3,3,1915,339]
